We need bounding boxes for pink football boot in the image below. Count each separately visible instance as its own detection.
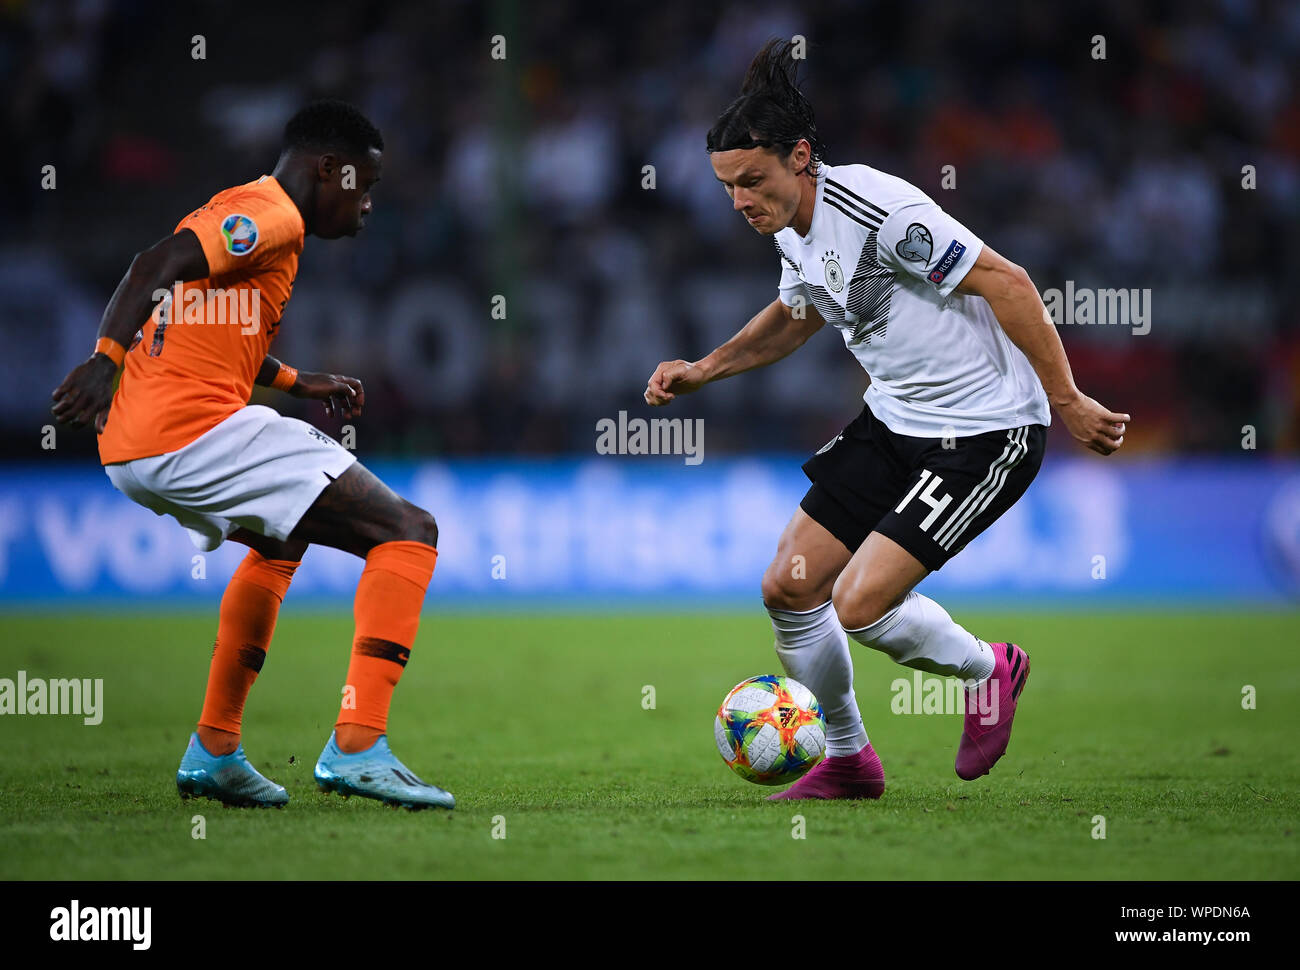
[955,642,1030,780]
[767,743,886,800]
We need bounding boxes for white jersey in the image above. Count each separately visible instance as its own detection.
[774,162,1050,437]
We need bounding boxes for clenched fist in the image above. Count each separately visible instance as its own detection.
[1058,393,1130,456]
[644,360,708,406]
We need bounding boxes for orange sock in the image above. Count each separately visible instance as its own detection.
[336,540,437,743]
[197,550,299,744]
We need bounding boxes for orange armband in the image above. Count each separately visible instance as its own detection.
[271,363,299,391]
[94,337,126,368]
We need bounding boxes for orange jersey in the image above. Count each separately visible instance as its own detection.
[98,176,305,464]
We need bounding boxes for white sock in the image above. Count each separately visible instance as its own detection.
[768,600,869,757]
[844,591,995,682]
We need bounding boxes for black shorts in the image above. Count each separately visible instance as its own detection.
[800,404,1046,571]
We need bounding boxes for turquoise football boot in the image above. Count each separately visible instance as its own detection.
[176,732,289,808]
[314,732,455,810]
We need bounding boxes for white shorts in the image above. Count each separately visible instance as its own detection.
[104,405,357,551]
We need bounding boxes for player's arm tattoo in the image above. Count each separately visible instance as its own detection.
[291,463,424,557]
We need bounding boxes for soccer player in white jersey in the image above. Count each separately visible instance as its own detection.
[646,40,1130,799]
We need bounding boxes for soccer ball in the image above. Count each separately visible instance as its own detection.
[714,675,826,785]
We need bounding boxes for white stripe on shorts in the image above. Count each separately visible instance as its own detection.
[932,427,1028,550]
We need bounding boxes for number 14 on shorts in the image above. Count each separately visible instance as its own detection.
[895,470,953,532]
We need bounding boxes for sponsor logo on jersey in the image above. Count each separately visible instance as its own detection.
[928,239,966,285]
[221,214,259,255]
[896,223,933,263]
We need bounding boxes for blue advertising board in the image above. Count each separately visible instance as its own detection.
[0,456,1297,606]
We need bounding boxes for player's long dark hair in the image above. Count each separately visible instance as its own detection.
[706,38,826,175]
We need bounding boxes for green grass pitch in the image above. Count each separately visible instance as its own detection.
[1,609,1297,880]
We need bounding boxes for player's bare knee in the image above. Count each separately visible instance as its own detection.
[398,503,438,547]
[761,563,823,612]
[760,564,792,609]
[831,575,890,631]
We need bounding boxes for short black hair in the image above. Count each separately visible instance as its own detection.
[706,38,825,175]
[283,99,384,156]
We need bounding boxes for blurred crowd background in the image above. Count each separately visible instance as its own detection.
[2,0,1297,460]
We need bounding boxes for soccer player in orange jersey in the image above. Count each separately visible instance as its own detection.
[51,101,453,810]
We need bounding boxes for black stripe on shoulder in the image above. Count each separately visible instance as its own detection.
[824,186,884,227]
[824,194,883,231]
[823,196,879,231]
[825,179,889,217]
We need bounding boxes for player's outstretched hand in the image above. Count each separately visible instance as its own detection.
[291,372,365,420]
[1058,393,1129,456]
[645,360,708,406]
[51,354,118,431]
